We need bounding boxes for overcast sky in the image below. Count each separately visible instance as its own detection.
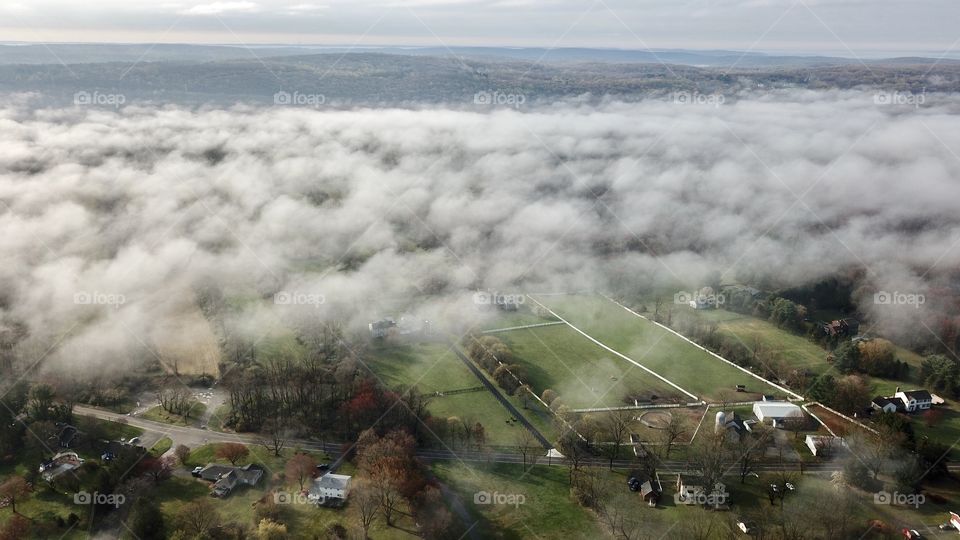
[1,0,959,56]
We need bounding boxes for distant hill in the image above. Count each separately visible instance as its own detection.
[0,51,956,107]
[2,42,959,68]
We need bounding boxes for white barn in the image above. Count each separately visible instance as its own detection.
[753,401,803,428]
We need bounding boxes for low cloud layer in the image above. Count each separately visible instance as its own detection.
[1,90,958,376]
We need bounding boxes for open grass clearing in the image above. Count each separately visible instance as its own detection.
[432,461,609,539]
[364,340,540,447]
[498,323,686,410]
[531,294,787,402]
[141,402,207,427]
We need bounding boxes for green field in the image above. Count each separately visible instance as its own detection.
[432,462,609,539]
[498,324,683,409]
[530,294,787,402]
[684,308,960,456]
[364,341,545,446]
[477,303,559,331]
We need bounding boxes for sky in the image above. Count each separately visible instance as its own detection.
[1,0,960,56]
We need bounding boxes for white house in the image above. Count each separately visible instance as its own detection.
[894,389,933,413]
[309,473,352,503]
[804,435,843,456]
[752,401,804,428]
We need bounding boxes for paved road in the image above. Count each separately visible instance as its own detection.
[76,406,960,476]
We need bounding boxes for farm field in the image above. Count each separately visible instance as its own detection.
[529,294,787,402]
[477,304,559,332]
[364,340,541,446]
[686,309,942,414]
[498,324,685,409]
[692,309,925,379]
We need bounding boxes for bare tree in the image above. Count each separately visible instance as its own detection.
[215,442,249,465]
[173,444,191,465]
[658,412,689,459]
[259,418,290,457]
[175,499,221,537]
[688,431,727,500]
[730,423,773,483]
[352,479,379,539]
[156,384,193,417]
[285,453,317,491]
[602,409,632,469]
[557,430,591,485]
[514,429,538,468]
[0,476,30,514]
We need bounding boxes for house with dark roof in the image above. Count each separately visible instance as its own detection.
[197,464,263,497]
[895,389,933,413]
[368,318,397,338]
[819,318,859,338]
[871,396,901,414]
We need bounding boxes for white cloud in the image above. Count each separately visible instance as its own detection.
[1,92,958,376]
[181,1,259,15]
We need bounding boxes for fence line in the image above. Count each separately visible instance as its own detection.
[599,293,804,401]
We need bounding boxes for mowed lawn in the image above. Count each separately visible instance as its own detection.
[530,294,786,402]
[498,324,684,409]
[364,341,537,446]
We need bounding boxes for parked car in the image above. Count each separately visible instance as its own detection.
[627,477,641,492]
[939,523,956,531]
[902,529,923,539]
[191,466,204,478]
[127,437,141,445]
[316,463,330,473]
